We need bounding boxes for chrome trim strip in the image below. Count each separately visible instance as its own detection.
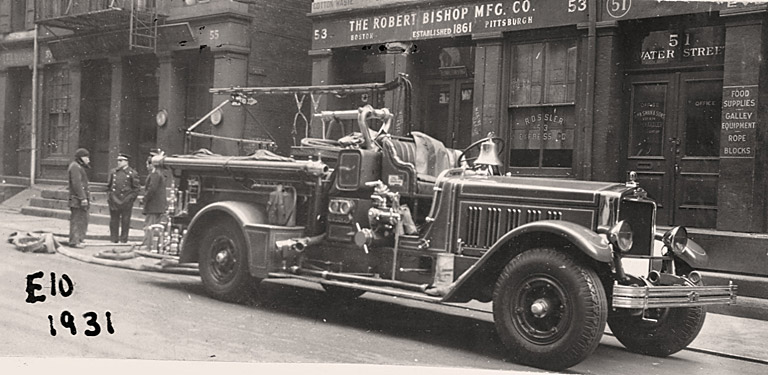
[612,284,738,309]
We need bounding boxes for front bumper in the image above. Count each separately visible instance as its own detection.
[612,283,738,309]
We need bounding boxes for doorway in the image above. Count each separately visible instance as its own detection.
[3,68,32,177]
[423,78,474,149]
[625,71,722,228]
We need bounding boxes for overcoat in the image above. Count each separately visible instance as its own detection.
[107,166,140,210]
[67,160,90,208]
[143,170,167,215]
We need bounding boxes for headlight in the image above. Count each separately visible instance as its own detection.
[328,199,355,215]
[662,226,688,256]
[609,220,634,252]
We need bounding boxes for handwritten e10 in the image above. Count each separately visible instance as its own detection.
[25,271,114,337]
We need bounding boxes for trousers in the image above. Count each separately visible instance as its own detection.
[109,204,133,243]
[69,207,89,245]
[141,213,163,249]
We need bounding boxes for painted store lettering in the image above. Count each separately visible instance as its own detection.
[682,45,724,58]
[485,16,533,28]
[723,147,751,155]
[523,113,566,125]
[724,112,753,120]
[423,7,470,24]
[721,122,755,130]
[640,49,675,61]
[349,18,369,31]
[374,13,417,29]
[728,134,747,142]
[722,99,756,107]
[475,3,506,17]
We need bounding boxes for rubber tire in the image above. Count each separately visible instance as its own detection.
[608,306,706,357]
[493,248,608,371]
[322,284,366,300]
[199,220,260,302]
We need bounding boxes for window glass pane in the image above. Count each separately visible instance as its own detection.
[45,64,71,157]
[509,106,575,167]
[510,43,544,105]
[684,80,721,157]
[630,83,667,156]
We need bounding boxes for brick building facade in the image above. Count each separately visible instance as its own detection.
[0,0,312,183]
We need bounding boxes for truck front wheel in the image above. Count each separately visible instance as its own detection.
[493,248,607,370]
[199,220,260,302]
[608,306,705,357]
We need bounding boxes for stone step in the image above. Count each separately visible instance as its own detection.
[0,183,27,203]
[41,189,120,201]
[29,197,143,217]
[20,206,144,230]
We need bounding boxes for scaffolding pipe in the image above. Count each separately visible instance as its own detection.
[30,24,39,186]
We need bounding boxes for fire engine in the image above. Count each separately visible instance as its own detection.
[151,78,736,370]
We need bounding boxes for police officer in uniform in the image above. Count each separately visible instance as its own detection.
[107,153,140,243]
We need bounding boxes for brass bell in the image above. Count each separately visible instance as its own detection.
[475,137,503,167]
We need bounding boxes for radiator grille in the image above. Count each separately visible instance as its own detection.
[464,206,562,248]
[618,199,655,256]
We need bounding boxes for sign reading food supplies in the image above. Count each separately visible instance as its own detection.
[721,85,758,158]
[311,0,590,49]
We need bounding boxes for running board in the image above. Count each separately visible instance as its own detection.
[268,272,444,303]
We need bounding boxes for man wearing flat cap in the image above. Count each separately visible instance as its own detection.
[68,148,91,248]
[107,153,140,243]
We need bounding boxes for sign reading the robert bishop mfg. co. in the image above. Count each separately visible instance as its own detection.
[720,85,758,158]
[311,0,590,49]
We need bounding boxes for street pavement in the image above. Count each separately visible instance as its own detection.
[1,196,767,366]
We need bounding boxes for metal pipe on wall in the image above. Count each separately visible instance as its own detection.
[30,24,39,186]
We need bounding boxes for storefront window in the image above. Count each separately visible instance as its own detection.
[508,39,577,171]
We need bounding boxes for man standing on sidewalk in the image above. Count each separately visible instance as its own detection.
[140,151,168,250]
[107,153,140,243]
[68,148,91,248]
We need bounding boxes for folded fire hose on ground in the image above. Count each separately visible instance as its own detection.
[7,231,59,254]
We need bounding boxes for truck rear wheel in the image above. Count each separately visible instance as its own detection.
[608,306,705,357]
[492,248,607,370]
[199,220,260,302]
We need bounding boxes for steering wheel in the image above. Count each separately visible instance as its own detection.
[456,136,505,168]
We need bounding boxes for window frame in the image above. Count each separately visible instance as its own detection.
[43,63,72,158]
[505,36,581,177]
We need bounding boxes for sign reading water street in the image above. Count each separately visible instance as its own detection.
[721,85,758,158]
[311,0,590,49]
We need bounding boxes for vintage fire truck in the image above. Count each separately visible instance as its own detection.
[152,80,737,370]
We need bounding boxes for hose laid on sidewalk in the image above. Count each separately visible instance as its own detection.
[55,245,198,276]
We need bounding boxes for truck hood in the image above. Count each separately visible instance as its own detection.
[451,175,631,205]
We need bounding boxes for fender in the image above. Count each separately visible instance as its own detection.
[443,220,612,302]
[180,201,267,263]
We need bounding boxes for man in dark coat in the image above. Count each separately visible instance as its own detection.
[68,148,91,248]
[141,151,168,250]
[107,153,140,243]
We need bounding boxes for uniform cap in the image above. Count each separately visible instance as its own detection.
[117,153,131,161]
[74,148,90,158]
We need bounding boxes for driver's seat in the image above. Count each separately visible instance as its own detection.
[379,132,458,197]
